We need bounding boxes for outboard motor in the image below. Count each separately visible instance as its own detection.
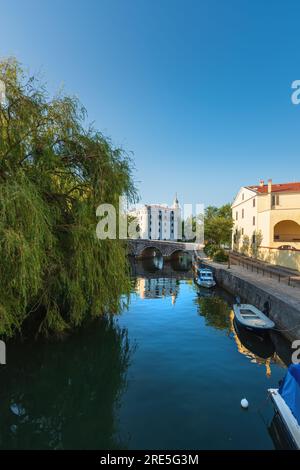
[235,296,241,305]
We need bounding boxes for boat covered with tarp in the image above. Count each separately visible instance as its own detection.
[269,364,300,449]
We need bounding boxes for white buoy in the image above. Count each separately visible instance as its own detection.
[241,398,249,409]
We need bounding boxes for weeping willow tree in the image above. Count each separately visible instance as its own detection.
[0,58,137,338]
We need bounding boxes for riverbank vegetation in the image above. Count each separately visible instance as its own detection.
[0,58,137,338]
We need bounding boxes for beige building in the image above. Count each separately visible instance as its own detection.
[232,179,300,271]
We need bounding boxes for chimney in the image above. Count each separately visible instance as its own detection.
[259,179,264,187]
[268,179,272,193]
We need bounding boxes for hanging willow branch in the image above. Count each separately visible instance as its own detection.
[0,57,138,338]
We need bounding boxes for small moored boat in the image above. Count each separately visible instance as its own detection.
[195,268,216,288]
[233,301,275,333]
[268,364,300,450]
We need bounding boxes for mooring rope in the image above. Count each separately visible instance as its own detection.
[273,323,300,333]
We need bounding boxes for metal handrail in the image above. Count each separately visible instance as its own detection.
[229,252,300,288]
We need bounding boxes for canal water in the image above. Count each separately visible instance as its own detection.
[0,256,294,450]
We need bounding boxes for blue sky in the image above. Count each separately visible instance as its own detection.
[1,0,300,207]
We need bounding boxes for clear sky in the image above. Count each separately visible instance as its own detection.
[1,0,300,207]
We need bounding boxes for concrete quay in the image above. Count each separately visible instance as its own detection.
[199,257,300,342]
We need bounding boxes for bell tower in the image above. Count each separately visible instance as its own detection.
[173,193,179,209]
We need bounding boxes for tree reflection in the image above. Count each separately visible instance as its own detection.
[196,294,232,330]
[0,316,133,449]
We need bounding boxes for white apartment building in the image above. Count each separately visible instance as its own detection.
[129,196,181,240]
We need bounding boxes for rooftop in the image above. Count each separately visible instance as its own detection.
[248,181,300,194]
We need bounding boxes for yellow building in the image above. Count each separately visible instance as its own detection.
[232,179,300,271]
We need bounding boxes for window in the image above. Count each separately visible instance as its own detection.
[242,228,244,235]
[252,234,256,244]
[253,216,255,226]
[242,209,244,219]
[236,211,238,221]
[272,195,279,206]
[253,198,256,208]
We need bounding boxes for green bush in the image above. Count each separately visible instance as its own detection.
[203,243,218,258]
[213,249,229,263]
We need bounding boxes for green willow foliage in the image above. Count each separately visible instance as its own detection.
[0,58,137,337]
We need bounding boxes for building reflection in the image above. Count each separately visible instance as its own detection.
[229,311,285,377]
[136,277,179,304]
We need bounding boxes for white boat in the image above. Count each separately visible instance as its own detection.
[195,268,216,288]
[233,302,275,334]
[268,364,300,449]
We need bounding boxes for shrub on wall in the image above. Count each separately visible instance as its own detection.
[241,235,250,256]
[213,249,229,263]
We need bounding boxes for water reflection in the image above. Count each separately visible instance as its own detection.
[136,278,179,303]
[131,255,193,303]
[0,255,294,450]
[0,317,133,450]
[195,291,232,331]
[194,285,288,378]
[129,253,192,278]
[233,316,275,360]
[170,252,192,271]
[141,254,164,272]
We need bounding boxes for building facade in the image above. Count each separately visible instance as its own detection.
[129,196,181,241]
[232,179,300,270]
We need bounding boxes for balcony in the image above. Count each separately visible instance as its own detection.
[273,220,300,244]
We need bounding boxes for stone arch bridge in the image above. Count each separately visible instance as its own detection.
[127,239,201,259]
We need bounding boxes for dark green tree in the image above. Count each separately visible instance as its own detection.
[204,204,233,247]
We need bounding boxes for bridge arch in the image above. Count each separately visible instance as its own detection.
[169,249,192,271]
[138,246,163,259]
[127,239,200,259]
[168,248,189,258]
